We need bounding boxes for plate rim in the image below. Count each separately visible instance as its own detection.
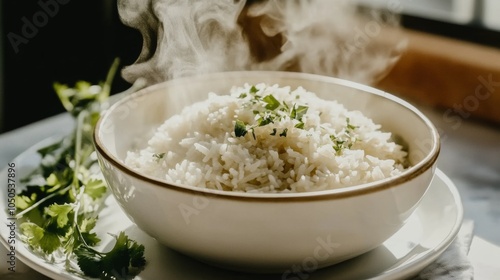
[369,168,464,280]
[0,137,464,280]
[0,136,84,280]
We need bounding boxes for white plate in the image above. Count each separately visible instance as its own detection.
[0,137,463,280]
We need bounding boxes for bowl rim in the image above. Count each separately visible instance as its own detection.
[94,71,440,201]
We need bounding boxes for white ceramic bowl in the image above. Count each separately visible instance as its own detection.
[94,71,440,273]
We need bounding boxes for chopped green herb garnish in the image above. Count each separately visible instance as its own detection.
[291,104,308,121]
[346,117,358,131]
[257,114,274,126]
[329,118,360,155]
[295,122,305,129]
[249,85,258,94]
[263,94,281,110]
[282,101,290,111]
[153,152,166,162]
[234,119,248,137]
[233,87,310,140]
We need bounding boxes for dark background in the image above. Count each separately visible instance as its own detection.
[0,0,499,133]
[0,0,142,133]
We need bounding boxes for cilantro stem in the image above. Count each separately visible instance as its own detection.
[70,110,99,252]
[101,58,120,100]
[15,184,72,219]
[72,111,88,191]
[73,187,88,246]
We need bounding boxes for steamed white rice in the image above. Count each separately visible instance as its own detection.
[125,83,408,193]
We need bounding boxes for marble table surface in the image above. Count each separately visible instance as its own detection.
[0,104,499,279]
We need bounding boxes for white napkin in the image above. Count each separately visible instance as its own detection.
[414,219,474,280]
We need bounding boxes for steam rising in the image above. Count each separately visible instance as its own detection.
[118,0,406,86]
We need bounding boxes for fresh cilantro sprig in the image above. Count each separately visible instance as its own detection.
[14,58,146,279]
[75,232,145,279]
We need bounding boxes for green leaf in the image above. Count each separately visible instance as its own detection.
[15,193,37,210]
[74,246,103,278]
[291,104,308,121]
[75,232,146,279]
[37,139,64,157]
[89,112,102,128]
[249,85,258,94]
[295,105,308,120]
[346,117,358,131]
[263,94,280,110]
[79,216,97,233]
[129,242,146,268]
[20,222,61,254]
[39,231,62,254]
[79,217,101,246]
[45,169,73,193]
[20,222,44,246]
[279,128,288,137]
[81,232,101,247]
[282,101,290,111]
[52,59,119,118]
[53,82,74,112]
[46,173,59,186]
[290,105,297,119]
[234,120,248,137]
[295,122,305,129]
[84,178,107,199]
[46,203,73,228]
[257,115,273,127]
